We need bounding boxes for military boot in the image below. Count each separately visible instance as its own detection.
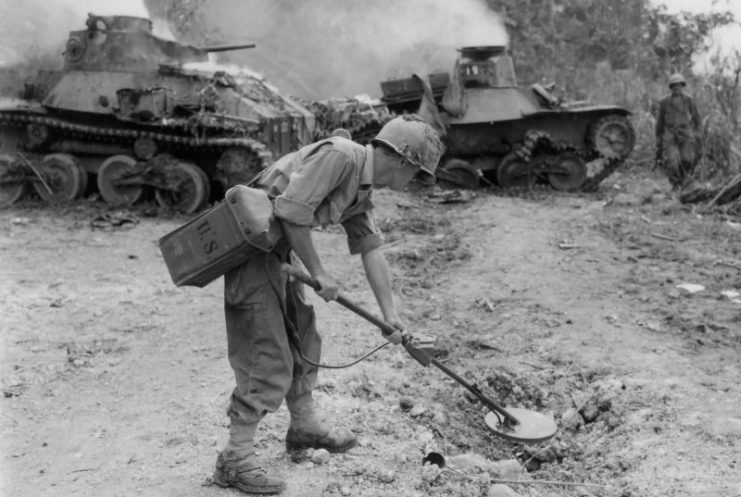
[213,408,285,494]
[285,391,358,453]
[213,450,286,495]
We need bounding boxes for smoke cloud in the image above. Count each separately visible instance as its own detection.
[0,0,172,95]
[201,0,508,99]
[0,0,150,67]
[0,0,507,101]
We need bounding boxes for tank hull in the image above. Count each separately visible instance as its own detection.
[380,46,636,191]
[0,14,316,212]
[445,106,629,160]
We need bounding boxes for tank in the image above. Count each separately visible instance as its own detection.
[0,14,315,212]
[380,46,636,191]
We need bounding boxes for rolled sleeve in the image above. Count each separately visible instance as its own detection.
[273,196,316,226]
[273,149,350,225]
[342,211,383,255]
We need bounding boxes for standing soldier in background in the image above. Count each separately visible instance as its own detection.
[655,73,702,190]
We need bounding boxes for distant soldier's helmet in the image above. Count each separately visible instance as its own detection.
[668,73,687,88]
[330,128,352,140]
[371,115,443,184]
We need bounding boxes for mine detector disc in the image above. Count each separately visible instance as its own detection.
[484,407,558,443]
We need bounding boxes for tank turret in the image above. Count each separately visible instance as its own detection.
[63,14,256,72]
[456,46,517,88]
[0,14,315,213]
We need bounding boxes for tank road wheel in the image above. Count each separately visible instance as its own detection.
[548,153,587,191]
[77,163,90,197]
[215,147,264,189]
[497,153,536,188]
[97,155,143,206]
[0,154,27,207]
[195,165,212,206]
[32,153,84,203]
[588,114,636,159]
[48,153,88,196]
[437,159,480,189]
[154,161,207,214]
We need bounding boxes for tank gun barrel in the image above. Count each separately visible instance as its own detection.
[199,43,256,53]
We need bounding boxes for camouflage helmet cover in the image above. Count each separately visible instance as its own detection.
[668,73,686,88]
[370,115,443,181]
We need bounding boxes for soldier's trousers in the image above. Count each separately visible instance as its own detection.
[222,243,321,425]
[661,130,697,189]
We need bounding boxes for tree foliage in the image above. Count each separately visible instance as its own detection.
[486,0,735,83]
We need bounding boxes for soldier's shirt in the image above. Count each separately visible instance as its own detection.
[657,93,701,131]
[256,137,382,255]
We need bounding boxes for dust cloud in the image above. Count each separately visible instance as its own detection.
[199,0,508,99]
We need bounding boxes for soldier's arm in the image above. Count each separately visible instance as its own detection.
[273,148,352,300]
[281,220,338,301]
[341,212,403,342]
[362,247,405,343]
[361,248,400,324]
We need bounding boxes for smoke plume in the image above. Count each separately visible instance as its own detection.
[0,0,152,66]
[0,0,163,95]
[0,0,508,101]
[199,0,508,99]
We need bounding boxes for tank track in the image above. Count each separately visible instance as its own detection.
[0,110,274,169]
[514,129,624,192]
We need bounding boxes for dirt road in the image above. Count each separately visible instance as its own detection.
[1,169,739,497]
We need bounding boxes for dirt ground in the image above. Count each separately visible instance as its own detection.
[1,167,740,497]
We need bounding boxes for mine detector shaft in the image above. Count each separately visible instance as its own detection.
[381,46,636,191]
[279,263,558,443]
[0,14,315,213]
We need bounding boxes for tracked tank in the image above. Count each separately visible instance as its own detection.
[0,14,315,212]
[380,46,636,191]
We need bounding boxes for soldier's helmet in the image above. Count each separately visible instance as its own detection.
[329,128,352,140]
[371,115,443,185]
[668,73,687,88]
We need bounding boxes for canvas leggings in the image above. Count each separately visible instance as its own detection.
[222,243,321,430]
[661,127,697,188]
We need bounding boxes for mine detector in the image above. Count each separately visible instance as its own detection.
[0,14,315,213]
[380,46,636,191]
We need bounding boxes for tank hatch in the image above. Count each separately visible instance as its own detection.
[458,46,507,61]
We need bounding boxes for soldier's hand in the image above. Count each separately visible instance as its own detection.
[383,314,408,345]
[315,273,339,301]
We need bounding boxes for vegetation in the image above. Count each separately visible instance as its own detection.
[487,0,739,182]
